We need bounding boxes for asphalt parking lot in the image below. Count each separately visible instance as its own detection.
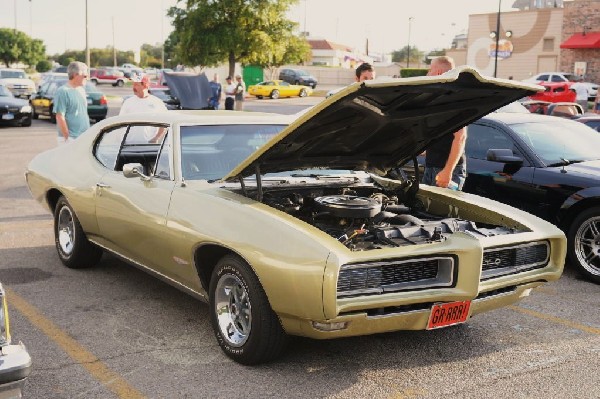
[0,94,599,399]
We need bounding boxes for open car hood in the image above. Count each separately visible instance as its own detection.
[163,72,211,110]
[223,67,542,182]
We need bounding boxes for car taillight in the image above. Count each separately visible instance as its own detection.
[100,95,108,105]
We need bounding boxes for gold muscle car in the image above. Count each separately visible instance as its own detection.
[25,67,565,365]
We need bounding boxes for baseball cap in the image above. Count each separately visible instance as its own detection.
[226,76,232,80]
[130,73,150,84]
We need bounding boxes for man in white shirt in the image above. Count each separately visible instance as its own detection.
[120,74,168,143]
[570,76,589,112]
[224,76,237,110]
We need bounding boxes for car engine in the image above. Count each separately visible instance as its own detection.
[261,186,520,251]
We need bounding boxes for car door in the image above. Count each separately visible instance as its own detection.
[93,123,179,277]
[464,121,544,217]
[279,81,293,96]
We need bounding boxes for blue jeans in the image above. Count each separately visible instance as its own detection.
[422,165,467,190]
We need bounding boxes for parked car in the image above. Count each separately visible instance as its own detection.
[0,84,33,127]
[30,79,108,123]
[148,87,180,110]
[528,81,576,103]
[25,67,565,364]
[89,68,127,87]
[248,80,312,99]
[574,114,600,132]
[462,112,600,283]
[279,68,318,88]
[37,72,68,90]
[0,282,32,397]
[0,68,36,99]
[521,100,584,118]
[523,72,598,100]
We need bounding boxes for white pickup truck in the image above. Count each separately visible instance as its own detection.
[0,69,36,99]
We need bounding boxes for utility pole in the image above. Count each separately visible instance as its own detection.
[407,17,413,68]
[85,0,91,67]
[493,0,501,78]
[112,17,117,67]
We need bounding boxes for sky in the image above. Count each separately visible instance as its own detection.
[1,0,517,57]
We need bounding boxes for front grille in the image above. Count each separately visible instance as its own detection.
[0,106,19,114]
[337,257,455,298]
[481,241,549,280]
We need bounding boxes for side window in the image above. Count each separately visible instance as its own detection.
[95,126,127,169]
[537,74,549,81]
[550,75,563,82]
[153,130,171,180]
[466,124,527,165]
[125,124,163,144]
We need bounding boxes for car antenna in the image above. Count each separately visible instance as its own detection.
[560,158,569,173]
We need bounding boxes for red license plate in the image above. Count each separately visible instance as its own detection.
[427,300,471,330]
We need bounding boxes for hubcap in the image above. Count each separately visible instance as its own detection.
[574,216,600,276]
[57,206,75,256]
[215,273,251,347]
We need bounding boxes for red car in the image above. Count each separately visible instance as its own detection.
[529,81,576,103]
[89,68,127,87]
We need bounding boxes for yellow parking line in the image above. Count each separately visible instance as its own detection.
[508,305,600,335]
[6,288,145,399]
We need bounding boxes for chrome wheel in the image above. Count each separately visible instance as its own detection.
[57,205,75,256]
[574,215,600,277]
[214,273,252,347]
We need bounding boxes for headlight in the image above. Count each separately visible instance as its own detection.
[20,105,32,113]
[0,283,11,346]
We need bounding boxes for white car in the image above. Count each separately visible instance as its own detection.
[0,68,36,99]
[523,72,598,100]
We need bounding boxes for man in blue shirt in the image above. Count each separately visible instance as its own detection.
[54,61,90,145]
[208,73,222,110]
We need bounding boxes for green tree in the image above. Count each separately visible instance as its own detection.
[36,59,52,72]
[168,0,300,77]
[391,45,424,66]
[0,28,46,68]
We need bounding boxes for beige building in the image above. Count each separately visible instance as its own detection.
[446,0,599,83]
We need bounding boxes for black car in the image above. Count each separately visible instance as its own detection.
[279,68,318,88]
[0,84,32,127]
[30,79,108,123]
[148,87,180,110]
[574,114,600,132]
[463,112,600,283]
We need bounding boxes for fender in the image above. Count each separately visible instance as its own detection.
[557,186,600,227]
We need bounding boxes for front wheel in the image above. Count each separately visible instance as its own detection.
[54,196,102,269]
[299,88,307,97]
[116,80,124,87]
[209,254,287,364]
[567,206,600,283]
[270,89,280,99]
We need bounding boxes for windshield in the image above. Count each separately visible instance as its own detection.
[0,70,26,79]
[510,119,600,165]
[180,124,285,181]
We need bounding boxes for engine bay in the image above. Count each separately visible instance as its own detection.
[253,184,522,251]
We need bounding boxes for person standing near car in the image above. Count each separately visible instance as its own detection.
[422,56,467,191]
[570,76,589,112]
[355,63,375,82]
[234,75,245,111]
[119,74,167,143]
[53,61,90,145]
[224,76,236,110]
[119,74,167,115]
[208,73,222,110]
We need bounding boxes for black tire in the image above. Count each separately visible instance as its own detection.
[20,117,32,127]
[256,95,263,99]
[299,88,307,97]
[91,79,98,85]
[567,206,600,283]
[50,112,56,124]
[294,80,300,85]
[209,254,287,364]
[270,89,280,99]
[116,80,124,87]
[53,196,102,269]
[31,104,38,119]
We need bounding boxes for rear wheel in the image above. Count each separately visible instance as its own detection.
[299,88,307,97]
[270,89,280,99]
[256,95,263,99]
[54,196,102,269]
[91,79,98,85]
[116,80,124,87]
[209,254,287,364]
[567,206,600,283]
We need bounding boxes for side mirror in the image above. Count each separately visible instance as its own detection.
[486,149,523,164]
[123,163,151,181]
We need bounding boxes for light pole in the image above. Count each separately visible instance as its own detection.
[112,17,116,67]
[407,17,413,68]
[85,0,90,67]
[493,0,501,78]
